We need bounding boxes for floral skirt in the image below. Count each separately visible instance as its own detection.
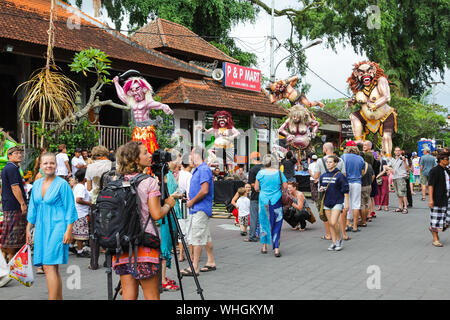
[114,262,160,281]
[72,216,89,241]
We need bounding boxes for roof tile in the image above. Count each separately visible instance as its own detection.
[157,78,287,117]
[132,18,239,64]
[0,0,208,76]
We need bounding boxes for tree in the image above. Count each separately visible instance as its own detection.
[250,0,450,97]
[66,0,259,67]
[56,48,128,130]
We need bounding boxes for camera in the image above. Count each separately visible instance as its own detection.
[150,149,172,178]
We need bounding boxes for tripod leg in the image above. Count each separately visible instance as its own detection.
[113,280,122,300]
[171,210,205,300]
[106,252,113,300]
[167,213,185,300]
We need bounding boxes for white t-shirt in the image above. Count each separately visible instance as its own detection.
[85,159,112,203]
[177,169,192,196]
[73,183,91,219]
[236,196,250,217]
[71,156,86,177]
[55,153,69,176]
[308,161,317,181]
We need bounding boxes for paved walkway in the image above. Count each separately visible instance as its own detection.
[1,193,449,300]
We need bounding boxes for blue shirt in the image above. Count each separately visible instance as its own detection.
[1,162,26,211]
[419,154,436,176]
[256,169,287,205]
[189,162,214,216]
[341,153,365,184]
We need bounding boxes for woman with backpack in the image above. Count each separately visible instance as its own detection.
[114,141,176,300]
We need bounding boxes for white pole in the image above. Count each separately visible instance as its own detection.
[269,0,275,82]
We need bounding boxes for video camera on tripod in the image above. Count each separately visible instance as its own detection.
[150,149,205,300]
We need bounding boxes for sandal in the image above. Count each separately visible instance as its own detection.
[165,278,177,286]
[162,282,180,291]
[181,268,199,277]
[384,206,389,211]
[432,241,443,247]
[343,235,351,241]
[393,208,403,213]
[321,235,332,240]
[200,265,216,272]
[36,267,45,274]
[402,208,408,214]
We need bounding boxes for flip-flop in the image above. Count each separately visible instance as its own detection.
[321,235,332,240]
[432,241,443,247]
[181,268,199,276]
[343,236,351,241]
[200,265,217,272]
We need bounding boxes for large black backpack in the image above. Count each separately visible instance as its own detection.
[92,173,160,269]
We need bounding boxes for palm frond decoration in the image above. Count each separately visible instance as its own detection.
[16,0,77,148]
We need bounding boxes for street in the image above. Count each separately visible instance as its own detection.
[1,193,449,300]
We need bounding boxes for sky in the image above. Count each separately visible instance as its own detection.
[69,0,449,111]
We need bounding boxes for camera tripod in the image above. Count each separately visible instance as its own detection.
[105,164,205,300]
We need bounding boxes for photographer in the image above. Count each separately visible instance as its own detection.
[113,141,175,300]
[387,147,409,214]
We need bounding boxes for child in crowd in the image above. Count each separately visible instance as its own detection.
[72,168,92,258]
[236,187,250,236]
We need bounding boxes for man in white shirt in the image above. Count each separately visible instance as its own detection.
[308,155,319,205]
[177,154,194,262]
[71,148,86,178]
[55,144,71,178]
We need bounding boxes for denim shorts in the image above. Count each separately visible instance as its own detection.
[323,203,344,211]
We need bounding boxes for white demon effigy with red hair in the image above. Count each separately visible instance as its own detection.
[345,61,397,157]
[114,72,173,154]
[201,110,240,172]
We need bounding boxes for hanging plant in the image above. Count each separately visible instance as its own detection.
[16,0,77,148]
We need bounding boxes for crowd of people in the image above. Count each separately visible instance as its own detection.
[0,139,449,299]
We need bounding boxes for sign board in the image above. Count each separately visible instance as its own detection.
[339,120,353,138]
[223,62,261,92]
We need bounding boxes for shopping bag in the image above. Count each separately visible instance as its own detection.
[8,244,34,287]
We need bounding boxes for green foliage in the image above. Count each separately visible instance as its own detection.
[149,95,179,150]
[392,95,447,151]
[35,119,100,155]
[69,47,112,84]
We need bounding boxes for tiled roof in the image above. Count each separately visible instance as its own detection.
[157,78,287,118]
[132,18,239,64]
[0,0,209,76]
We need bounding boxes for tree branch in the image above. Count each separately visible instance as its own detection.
[248,0,324,18]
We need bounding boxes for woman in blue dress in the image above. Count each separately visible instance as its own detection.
[255,154,287,257]
[26,152,78,300]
